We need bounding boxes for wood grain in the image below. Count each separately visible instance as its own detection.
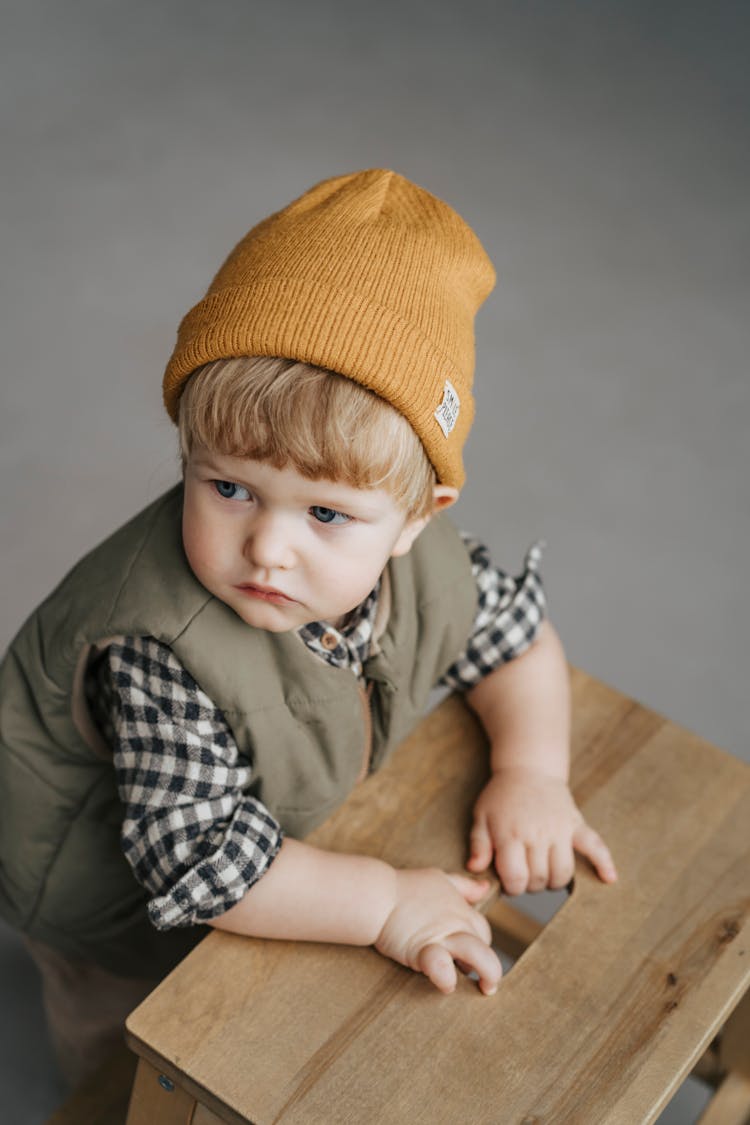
[125,669,750,1124]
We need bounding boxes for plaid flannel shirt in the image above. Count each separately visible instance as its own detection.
[85,533,546,931]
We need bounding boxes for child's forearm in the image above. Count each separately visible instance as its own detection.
[205,837,503,995]
[206,837,397,945]
[465,619,571,780]
[464,620,617,888]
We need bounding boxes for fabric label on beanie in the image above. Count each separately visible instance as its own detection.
[434,379,460,437]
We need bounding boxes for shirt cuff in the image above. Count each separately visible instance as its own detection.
[140,802,284,930]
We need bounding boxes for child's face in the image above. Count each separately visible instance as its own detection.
[182,446,446,632]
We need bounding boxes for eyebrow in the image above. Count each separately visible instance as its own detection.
[191,455,224,472]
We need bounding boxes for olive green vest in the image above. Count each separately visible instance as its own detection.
[0,484,476,977]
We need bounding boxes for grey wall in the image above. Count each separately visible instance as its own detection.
[1,2,747,1121]
[3,1,747,755]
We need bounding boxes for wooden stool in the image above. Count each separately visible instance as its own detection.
[124,669,750,1124]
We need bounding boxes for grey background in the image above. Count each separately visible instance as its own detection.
[1,1,747,1120]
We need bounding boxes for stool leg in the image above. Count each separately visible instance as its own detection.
[721,991,750,1081]
[126,1058,196,1125]
[695,1072,750,1125]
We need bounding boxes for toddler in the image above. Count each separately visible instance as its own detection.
[0,168,616,1088]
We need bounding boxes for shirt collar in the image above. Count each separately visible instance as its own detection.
[296,577,381,678]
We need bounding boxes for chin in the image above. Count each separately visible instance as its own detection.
[225,599,302,633]
[234,609,295,632]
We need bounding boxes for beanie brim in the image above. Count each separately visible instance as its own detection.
[164,278,475,490]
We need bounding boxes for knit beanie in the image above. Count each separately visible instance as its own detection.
[163,168,496,489]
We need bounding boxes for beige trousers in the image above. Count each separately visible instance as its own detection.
[23,935,161,1090]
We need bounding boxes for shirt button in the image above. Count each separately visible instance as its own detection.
[321,631,339,650]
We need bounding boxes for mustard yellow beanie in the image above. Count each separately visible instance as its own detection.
[163,168,496,489]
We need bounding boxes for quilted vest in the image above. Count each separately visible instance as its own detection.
[0,484,476,977]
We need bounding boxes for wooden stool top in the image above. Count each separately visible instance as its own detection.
[126,669,750,1124]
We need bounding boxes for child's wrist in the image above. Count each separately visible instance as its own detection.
[360,858,399,946]
[488,754,569,784]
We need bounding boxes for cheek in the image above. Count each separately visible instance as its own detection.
[182,525,207,580]
[182,506,224,581]
[323,542,392,595]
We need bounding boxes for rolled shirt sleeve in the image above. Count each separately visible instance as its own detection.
[438,534,547,691]
[85,635,283,931]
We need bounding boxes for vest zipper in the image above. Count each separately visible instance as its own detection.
[355,681,375,784]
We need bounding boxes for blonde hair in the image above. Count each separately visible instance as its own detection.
[177,356,436,518]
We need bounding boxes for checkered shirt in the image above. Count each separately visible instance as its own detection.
[85,532,546,931]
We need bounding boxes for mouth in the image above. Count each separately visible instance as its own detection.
[235,583,297,605]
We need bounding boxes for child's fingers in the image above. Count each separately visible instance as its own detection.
[494,838,529,895]
[548,841,575,890]
[524,843,550,892]
[573,822,618,883]
[418,934,502,996]
[467,821,493,872]
[443,874,493,943]
[445,871,490,905]
[418,942,458,994]
[443,931,502,996]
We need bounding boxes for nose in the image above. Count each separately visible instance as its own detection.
[244,510,296,571]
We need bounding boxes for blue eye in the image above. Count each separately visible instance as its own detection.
[310,505,351,525]
[214,480,251,501]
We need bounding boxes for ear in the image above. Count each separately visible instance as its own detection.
[390,484,460,557]
[432,484,459,512]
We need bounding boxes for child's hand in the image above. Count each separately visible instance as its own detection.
[466,768,618,893]
[374,868,502,995]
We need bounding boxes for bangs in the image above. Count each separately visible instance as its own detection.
[177,356,436,517]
